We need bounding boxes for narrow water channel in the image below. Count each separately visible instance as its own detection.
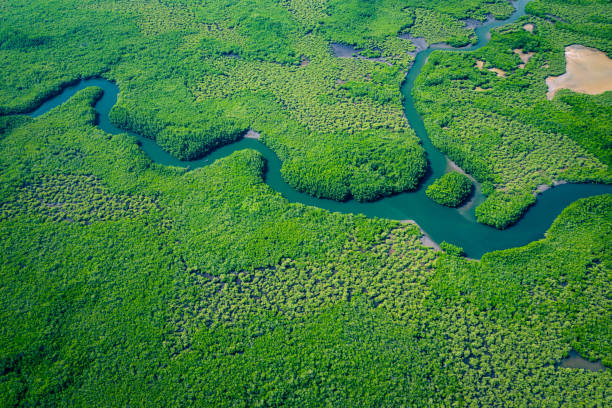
[27,0,611,258]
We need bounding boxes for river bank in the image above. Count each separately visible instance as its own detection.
[19,0,612,258]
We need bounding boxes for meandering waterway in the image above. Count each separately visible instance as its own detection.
[27,0,611,258]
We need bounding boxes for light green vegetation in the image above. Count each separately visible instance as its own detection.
[0,78,610,407]
[408,8,477,47]
[426,170,472,207]
[1,0,611,405]
[404,1,515,47]
[475,189,537,229]
[414,0,612,228]
[0,0,527,203]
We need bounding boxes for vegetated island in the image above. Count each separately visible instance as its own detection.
[426,171,473,207]
[546,44,612,99]
[413,0,612,229]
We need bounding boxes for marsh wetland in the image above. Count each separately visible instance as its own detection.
[26,0,610,258]
[1,0,610,406]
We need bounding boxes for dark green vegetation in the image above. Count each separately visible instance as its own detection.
[414,0,612,227]
[426,171,473,207]
[1,0,611,406]
[0,0,529,204]
[439,241,465,256]
[0,91,610,405]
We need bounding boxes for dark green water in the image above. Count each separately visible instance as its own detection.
[558,349,607,372]
[28,0,611,258]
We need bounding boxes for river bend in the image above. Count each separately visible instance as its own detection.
[26,0,611,258]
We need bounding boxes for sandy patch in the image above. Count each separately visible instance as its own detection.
[523,23,534,33]
[474,86,490,92]
[420,234,441,251]
[546,45,612,100]
[400,220,441,251]
[399,34,428,56]
[514,49,534,68]
[476,60,506,76]
[488,68,507,77]
[446,158,469,177]
[535,180,568,195]
[244,130,261,139]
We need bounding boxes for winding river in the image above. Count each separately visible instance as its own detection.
[27,0,611,258]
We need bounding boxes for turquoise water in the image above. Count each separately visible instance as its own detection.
[27,0,611,258]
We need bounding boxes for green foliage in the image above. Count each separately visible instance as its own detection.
[481,180,495,196]
[0,86,610,407]
[414,0,612,226]
[0,28,49,50]
[527,0,612,55]
[0,115,31,140]
[426,171,472,207]
[0,97,612,406]
[440,241,465,256]
[475,189,537,229]
[429,195,612,405]
[0,0,529,203]
[0,0,611,406]
[524,91,612,166]
[280,130,427,201]
[0,174,163,225]
[110,100,246,161]
[408,8,474,47]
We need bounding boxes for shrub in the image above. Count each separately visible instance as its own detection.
[475,190,536,229]
[426,171,472,207]
[440,241,465,256]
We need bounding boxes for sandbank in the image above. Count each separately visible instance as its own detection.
[546,45,612,100]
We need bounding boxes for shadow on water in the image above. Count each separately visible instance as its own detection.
[24,0,611,258]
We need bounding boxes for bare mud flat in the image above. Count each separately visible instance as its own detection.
[546,45,612,100]
[331,43,358,58]
[400,220,441,251]
[488,67,506,77]
[475,60,506,77]
[244,130,261,139]
[536,180,568,194]
[398,34,428,56]
[462,14,494,29]
[514,48,534,68]
[330,43,390,64]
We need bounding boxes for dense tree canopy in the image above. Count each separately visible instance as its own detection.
[413,0,611,227]
[426,171,473,207]
[0,0,610,406]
